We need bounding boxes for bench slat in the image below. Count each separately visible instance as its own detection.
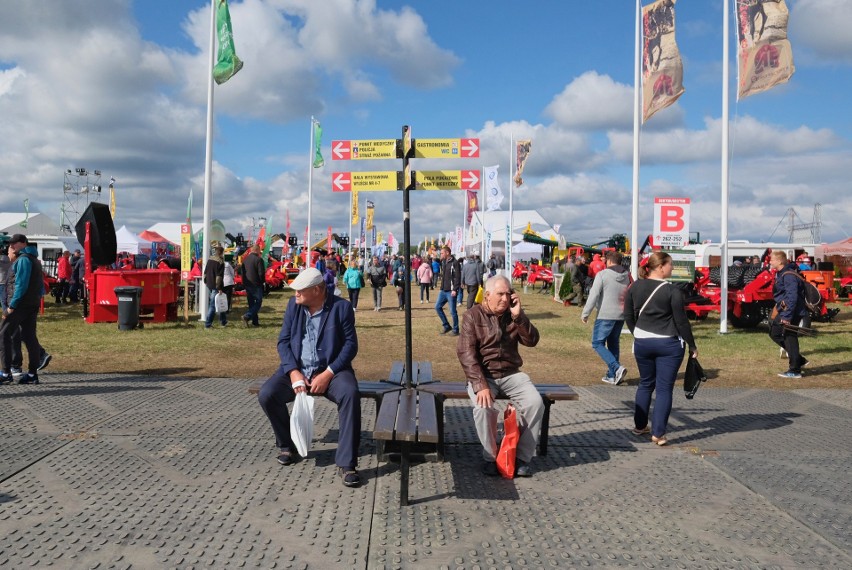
[418,382,578,401]
[387,361,406,385]
[415,361,433,385]
[416,392,439,443]
[395,389,419,442]
[374,391,401,440]
[247,379,404,400]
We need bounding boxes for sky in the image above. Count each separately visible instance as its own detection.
[1,0,851,248]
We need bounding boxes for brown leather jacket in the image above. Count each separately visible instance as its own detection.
[456,304,540,394]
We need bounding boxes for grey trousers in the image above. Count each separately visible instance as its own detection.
[466,372,544,463]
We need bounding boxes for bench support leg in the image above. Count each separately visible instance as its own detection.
[400,441,410,506]
[436,397,446,462]
[539,398,552,457]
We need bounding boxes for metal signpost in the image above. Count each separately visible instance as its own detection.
[332,126,480,387]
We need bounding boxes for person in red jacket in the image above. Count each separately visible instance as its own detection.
[54,251,72,304]
[588,253,606,279]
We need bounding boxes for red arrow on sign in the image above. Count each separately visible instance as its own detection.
[461,138,479,158]
[332,172,351,192]
[461,170,480,189]
[332,140,351,160]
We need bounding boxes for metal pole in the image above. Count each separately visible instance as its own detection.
[720,0,730,333]
[631,0,641,280]
[199,0,216,318]
[402,125,413,389]
[307,117,314,267]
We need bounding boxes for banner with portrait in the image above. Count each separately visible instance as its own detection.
[642,0,685,122]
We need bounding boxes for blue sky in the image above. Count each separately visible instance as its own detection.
[1,0,850,246]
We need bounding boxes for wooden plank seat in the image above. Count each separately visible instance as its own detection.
[247,378,403,405]
[384,360,434,387]
[417,382,579,459]
[373,388,439,506]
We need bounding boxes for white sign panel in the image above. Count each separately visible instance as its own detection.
[653,197,690,247]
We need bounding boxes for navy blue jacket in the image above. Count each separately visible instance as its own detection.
[276,292,357,377]
[773,262,806,321]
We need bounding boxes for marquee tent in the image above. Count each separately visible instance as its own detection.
[464,209,559,256]
[115,225,141,254]
[824,237,852,256]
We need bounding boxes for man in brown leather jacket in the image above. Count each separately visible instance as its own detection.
[456,274,543,477]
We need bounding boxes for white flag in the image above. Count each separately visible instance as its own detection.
[484,165,503,211]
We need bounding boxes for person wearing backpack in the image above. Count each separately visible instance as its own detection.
[768,251,809,378]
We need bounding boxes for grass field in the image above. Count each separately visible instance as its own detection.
[35,283,851,389]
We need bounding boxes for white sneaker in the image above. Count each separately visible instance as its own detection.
[614,366,627,386]
[780,347,788,358]
[601,376,617,385]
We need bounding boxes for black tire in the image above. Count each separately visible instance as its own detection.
[729,301,771,328]
[742,265,763,285]
[708,266,721,285]
[728,265,745,288]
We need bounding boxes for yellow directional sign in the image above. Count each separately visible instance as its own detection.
[332,171,400,192]
[414,170,480,191]
[413,138,480,159]
[331,139,399,160]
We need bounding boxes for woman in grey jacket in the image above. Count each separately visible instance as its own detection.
[624,252,698,446]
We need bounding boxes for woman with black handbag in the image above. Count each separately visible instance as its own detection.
[625,252,698,446]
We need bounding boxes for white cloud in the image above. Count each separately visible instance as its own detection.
[792,0,852,65]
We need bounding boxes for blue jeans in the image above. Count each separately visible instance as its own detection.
[435,290,458,333]
[205,289,227,327]
[0,284,6,312]
[633,337,685,438]
[243,283,263,325]
[591,319,624,378]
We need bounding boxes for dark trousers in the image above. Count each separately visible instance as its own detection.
[0,306,41,374]
[257,367,361,469]
[348,287,360,309]
[465,284,479,309]
[769,315,804,373]
[54,279,70,302]
[243,283,263,325]
[419,283,430,302]
[633,337,685,438]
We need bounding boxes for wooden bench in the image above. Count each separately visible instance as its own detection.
[384,360,434,386]
[247,379,403,405]
[373,388,439,506]
[417,382,579,459]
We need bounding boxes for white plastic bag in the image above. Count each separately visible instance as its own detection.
[214,291,228,313]
[290,391,315,457]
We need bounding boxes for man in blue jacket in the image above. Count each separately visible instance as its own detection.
[1,235,45,384]
[257,268,361,487]
[769,250,809,378]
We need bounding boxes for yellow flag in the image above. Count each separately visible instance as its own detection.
[366,201,374,230]
[109,186,116,218]
[351,188,359,225]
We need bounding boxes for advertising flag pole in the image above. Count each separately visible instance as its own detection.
[720,0,731,334]
[199,0,216,319]
[631,0,641,281]
[307,117,315,266]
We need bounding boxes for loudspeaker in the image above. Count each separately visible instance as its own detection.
[75,203,117,265]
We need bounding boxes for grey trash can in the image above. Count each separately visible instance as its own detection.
[115,286,143,330]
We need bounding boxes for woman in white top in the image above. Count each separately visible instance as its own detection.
[624,252,698,446]
[223,258,236,312]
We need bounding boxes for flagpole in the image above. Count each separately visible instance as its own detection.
[348,191,353,267]
[720,0,731,334]
[630,0,641,280]
[307,117,315,267]
[480,166,485,260]
[508,135,514,273]
[462,189,467,258]
[199,0,216,319]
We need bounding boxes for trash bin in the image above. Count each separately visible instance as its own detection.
[115,286,143,330]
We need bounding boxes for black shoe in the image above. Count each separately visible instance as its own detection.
[515,460,533,478]
[19,373,39,385]
[38,352,52,371]
[0,372,12,384]
[482,461,500,477]
[339,467,361,487]
[440,327,451,335]
[799,357,809,368]
[277,451,298,466]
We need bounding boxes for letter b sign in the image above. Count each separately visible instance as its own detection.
[653,197,690,247]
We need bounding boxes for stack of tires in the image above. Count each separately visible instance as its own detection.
[707,264,764,288]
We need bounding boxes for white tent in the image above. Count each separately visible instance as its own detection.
[0,212,62,236]
[144,220,227,247]
[115,225,141,254]
[465,209,559,255]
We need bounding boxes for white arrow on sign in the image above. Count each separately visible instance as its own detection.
[332,141,350,160]
[333,173,351,192]
[462,171,479,189]
[462,138,479,157]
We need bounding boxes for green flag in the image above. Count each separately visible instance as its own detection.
[186,189,197,257]
[261,216,273,266]
[20,198,29,228]
[313,121,324,168]
[213,0,243,85]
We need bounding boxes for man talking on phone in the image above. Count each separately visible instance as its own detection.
[457,275,543,477]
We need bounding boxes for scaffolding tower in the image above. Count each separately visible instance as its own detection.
[61,168,104,234]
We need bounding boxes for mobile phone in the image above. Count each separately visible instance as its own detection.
[509,289,518,307]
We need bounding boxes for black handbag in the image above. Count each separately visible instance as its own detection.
[684,357,707,400]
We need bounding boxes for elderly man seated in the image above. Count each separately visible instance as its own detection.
[456,274,544,477]
[257,267,361,487]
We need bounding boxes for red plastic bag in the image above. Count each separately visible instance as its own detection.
[496,404,519,479]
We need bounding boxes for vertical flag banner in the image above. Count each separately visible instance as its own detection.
[736,0,794,99]
[484,165,504,211]
[371,226,377,245]
[213,0,244,85]
[365,200,375,230]
[455,226,463,256]
[514,140,532,187]
[377,231,383,245]
[466,190,478,224]
[109,178,116,219]
[261,216,273,263]
[351,188,359,225]
[284,210,291,254]
[20,198,29,228]
[313,121,325,168]
[642,0,684,122]
[360,217,366,243]
[186,189,196,257]
[327,226,333,251]
[388,232,396,252]
[303,226,309,251]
